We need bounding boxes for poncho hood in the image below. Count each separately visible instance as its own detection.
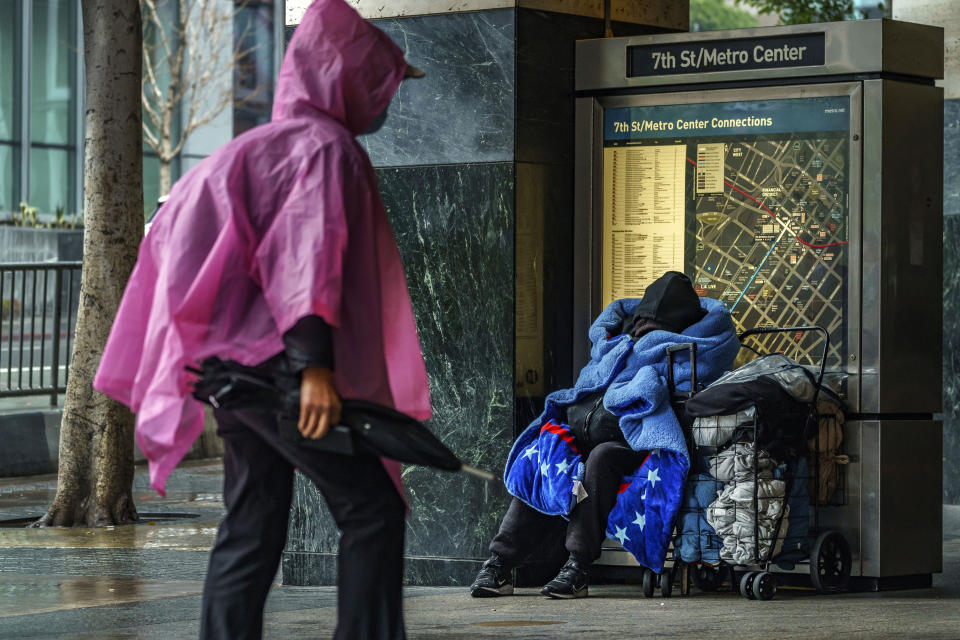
[94,0,430,495]
[272,0,407,134]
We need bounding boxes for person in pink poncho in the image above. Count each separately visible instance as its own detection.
[93,1,431,638]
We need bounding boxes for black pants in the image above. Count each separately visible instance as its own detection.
[200,409,406,640]
[489,441,648,568]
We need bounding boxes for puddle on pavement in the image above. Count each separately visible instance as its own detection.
[149,492,225,509]
[0,512,220,550]
[0,488,57,500]
[0,574,203,617]
[0,512,202,528]
[0,488,59,513]
[471,621,566,627]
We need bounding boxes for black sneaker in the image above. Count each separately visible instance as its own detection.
[469,556,514,597]
[541,558,588,599]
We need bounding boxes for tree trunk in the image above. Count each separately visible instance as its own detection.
[159,157,172,197]
[33,0,144,527]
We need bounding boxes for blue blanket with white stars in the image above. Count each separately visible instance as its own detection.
[605,448,690,572]
[503,296,739,572]
[504,421,585,517]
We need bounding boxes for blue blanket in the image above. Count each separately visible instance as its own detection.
[504,297,739,569]
[504,421,584,516]
[605,449,691,572]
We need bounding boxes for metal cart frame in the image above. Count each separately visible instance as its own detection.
[639,326,852,601]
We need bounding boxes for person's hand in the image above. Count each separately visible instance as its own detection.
[298,367,341,439]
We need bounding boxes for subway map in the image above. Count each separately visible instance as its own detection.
[602,97,852,368]
[692,134,849,367]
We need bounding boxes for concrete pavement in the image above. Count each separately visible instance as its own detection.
[0,461,958,639]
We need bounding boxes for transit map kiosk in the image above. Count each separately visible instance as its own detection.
[574,20,944,587]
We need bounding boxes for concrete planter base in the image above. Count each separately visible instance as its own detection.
[0,406,224,478]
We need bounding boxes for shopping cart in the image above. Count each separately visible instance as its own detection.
[639,326,851,601]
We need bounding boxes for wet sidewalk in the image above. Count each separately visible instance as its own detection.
[1,461,959,639]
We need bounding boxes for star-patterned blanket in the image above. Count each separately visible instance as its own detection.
[503,296,739,570]
[503,422,689,572]
[504,421,585,516]
[605,448,688,572]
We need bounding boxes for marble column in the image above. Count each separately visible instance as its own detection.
[893,0,960,504]
[281,0,688,586]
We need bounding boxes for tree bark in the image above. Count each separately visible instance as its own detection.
[33,0,144,527]
[159,157,172,197]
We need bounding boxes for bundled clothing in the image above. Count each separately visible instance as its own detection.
[687,366,812,458]
[705,443,789,565]
[691,407,756,449]
[706,441,776,483]
[687,353,845,426]
[684,353,847,562]
[504,283,739,571]
[675,473,724,564]
[807,402,848,504]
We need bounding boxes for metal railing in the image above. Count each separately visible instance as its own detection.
[0,262,82,406]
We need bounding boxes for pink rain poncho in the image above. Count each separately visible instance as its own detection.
[94,0,432,495]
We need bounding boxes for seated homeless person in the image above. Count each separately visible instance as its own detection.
[470,271,739,599]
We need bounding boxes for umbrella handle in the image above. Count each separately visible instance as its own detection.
[459,464,496,482]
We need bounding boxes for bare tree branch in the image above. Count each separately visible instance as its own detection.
[141,44,166,105]
[143,0,174,67]
[141,0,261,193]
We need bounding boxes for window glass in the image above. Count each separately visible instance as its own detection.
[233,0,275,136]
[143,153,160,218]
[0,145,17,214]
[180,0,233,157]
[28,146,70,215]
[142,0,177,157]
[0,2,18,142]
[31,0,73,145]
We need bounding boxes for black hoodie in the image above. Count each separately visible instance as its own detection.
[621,271,707,338]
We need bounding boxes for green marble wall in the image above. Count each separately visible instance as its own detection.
[284,163,515,584]
[282,9,519,586]
[945,214,959,504]
[943,98,959,504]
[281,5,681,586]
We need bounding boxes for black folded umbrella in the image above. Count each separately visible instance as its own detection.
[186,357,493,481]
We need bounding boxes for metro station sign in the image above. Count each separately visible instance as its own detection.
[627,34,826,77]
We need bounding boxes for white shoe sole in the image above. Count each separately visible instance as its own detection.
[470,583,514,597]
[544,588,587,599]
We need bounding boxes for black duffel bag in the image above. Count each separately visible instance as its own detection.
[563,390,627,449]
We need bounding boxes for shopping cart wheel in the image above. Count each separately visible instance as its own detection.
[691,564,724,592]
[810,530,851,594]
[641,568,655,598]
[753,571,777,601]
[739,571,758,600]
[659,569,673,598]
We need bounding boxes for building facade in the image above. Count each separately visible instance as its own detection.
[0,0,284,221]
